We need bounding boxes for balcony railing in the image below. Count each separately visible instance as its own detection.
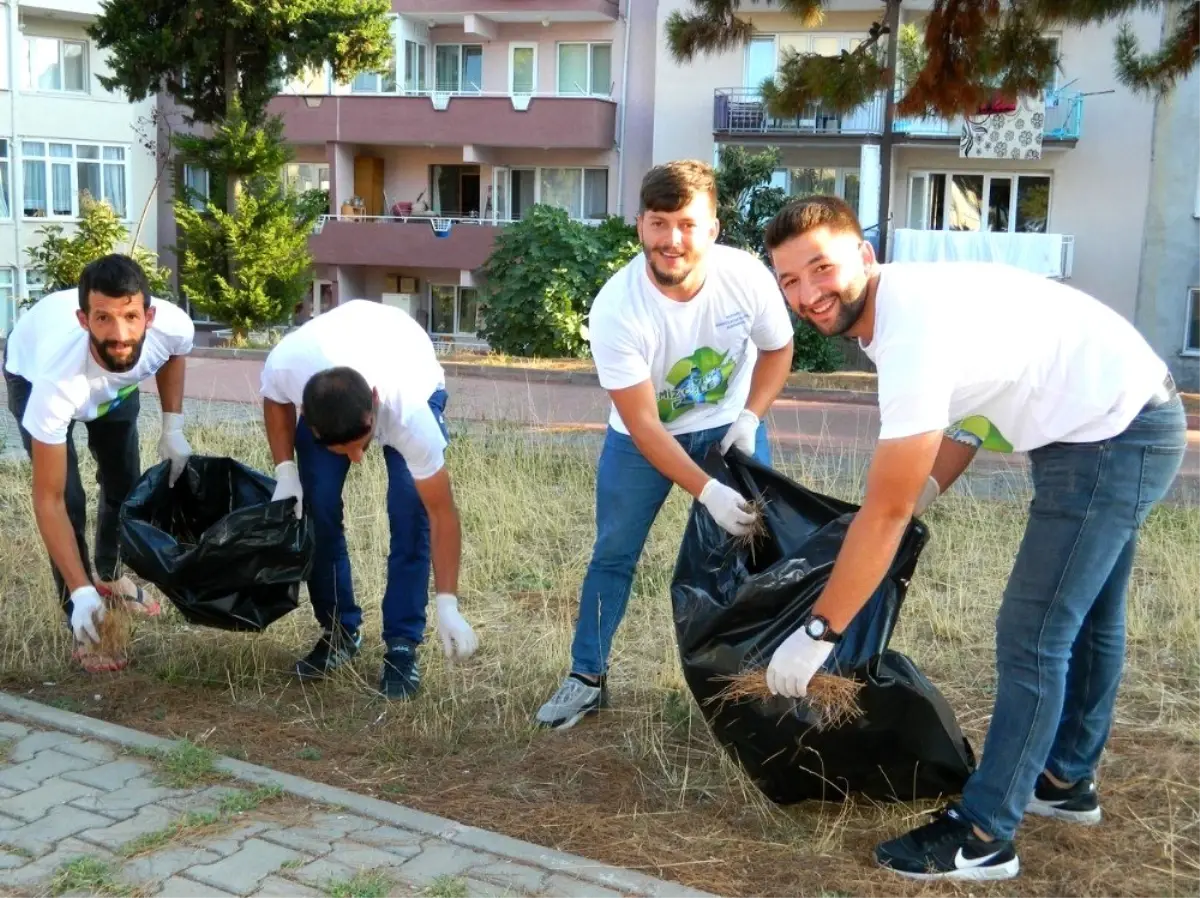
[713,89,1083,141]
[890,228,1075,279]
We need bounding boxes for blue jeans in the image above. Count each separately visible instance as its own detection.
[570,420,772,677]
[958,396,1187,840]
[294,388,450,646]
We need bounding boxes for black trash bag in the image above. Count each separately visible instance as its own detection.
[118,456,314,632]
[670,446,975,805]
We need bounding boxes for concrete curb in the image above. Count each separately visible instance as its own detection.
[0,691,716,898]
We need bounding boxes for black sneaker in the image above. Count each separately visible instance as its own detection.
[875,806,1020,881]
[295,627,362,681]
[1026,773,1102,824]
[380,638,421,700]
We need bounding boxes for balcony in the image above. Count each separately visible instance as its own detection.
[269,93,617,150]
[392,0,619,21]
[309,214,502,270]
[890,229,1075,279]
[713,89,1083,143]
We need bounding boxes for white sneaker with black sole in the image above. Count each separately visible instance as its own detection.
[875,806,1020,881]
[1025,773,1102,824]
[535,673,608,730]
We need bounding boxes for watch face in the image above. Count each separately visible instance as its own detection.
[806,617,827,639]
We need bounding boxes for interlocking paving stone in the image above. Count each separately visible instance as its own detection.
[62,759,156,790]
[184,837,305,895]
[121,846,224,884]
[0,749,95,791]
[247,875,325,897]
[2,803,112,857]
[154,874,237,897]
[0,776,100,821]
[7,731,84,763]
[78,804,178,852]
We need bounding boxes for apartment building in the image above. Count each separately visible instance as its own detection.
[160,0,656,349]
[652,0,1198,376]
[0,0,159,336]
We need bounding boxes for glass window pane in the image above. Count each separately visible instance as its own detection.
[24,162,47,215]
[907,175,927,229]
[583,169,608,218]
[1187,289,1199,352]
[539,168,582,218]
[788,167,836,197]
[50,143,73,158]
[590,44,612,95]
[928,173,946,229]
[78,160,101,205]
[431,285,455,334]
[352,71,378,92]
[0,139,7,159]
[1015,176,1050,232]
[417,44,427,92]
[405,41,418,92]
[745,36,775,92]
[51,163,72,215]
[948,174,983,231]
[435,45,459,92]
[23,141,45,157]
[28,37,61,91]
[77,145,100,159]
[458,288,479,335]
[0,161,9,218]
[63,41,85,91]
[843,171,861,214]
[462,46,483,92]
[987,177,1012,232]
[103,163,127,217]
[104,146,125,162]
[512,47,535,94]
[558,44,588,95]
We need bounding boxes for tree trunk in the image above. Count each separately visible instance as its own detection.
[877,0,902,261]
[224,28,240,297]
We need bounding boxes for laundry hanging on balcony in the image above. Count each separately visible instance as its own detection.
[959,95,1046,160]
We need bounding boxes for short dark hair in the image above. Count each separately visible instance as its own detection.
[639,160,718,215]
[302,367,374,446]
[764,195,864,252]
[78,253,152,313]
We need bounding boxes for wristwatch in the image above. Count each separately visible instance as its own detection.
[803,613,842,643]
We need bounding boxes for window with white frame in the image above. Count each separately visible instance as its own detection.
[23,141,128,219]
[182,165,209,211]
[557,43,612,96]
[430,284,480,337]
[510,44,537,94]
[0,140,10,219]
[908,172,1051,233]
[0,269,14,336]
[283,163,329,193]
[780,167,861,210]
[23,270,46,305]
[22,35,87,93]
[435,45,483,93]
[1185,287,1199,355]
[404,40,429,93]
[508,167,608,220]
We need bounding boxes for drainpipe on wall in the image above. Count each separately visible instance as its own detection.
[615,0,633,218]
[9,0,21,316]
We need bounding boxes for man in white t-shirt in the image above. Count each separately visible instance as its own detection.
[3,254,195,672]
[763,196,1187,882]
[534,160,796,730]
[260,299,478,700]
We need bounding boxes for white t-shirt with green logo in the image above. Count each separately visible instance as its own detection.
[861,262,1168,453]
[588,244,795,436]
[3,287,195,445]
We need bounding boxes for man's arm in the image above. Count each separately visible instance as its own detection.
[413,469,461,597]
[811,429,943,633]
[263,398,298,464]
[610,381,712,498]
[930,433,979,493]
[154,354,186,414]
[743,340,794,420]
[30,440,91,594]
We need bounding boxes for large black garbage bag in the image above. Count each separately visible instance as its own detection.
[670,447,975,804]
[119,456,313,632]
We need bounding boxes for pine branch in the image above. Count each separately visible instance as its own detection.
[763,45,889,114]
[666,0,826,63]
[1114,0,1200,95]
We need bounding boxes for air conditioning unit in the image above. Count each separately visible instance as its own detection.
[381,292,417,317]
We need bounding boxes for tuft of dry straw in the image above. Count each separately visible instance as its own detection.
[94,598,133,659]
[707,668,865,731]
[731,497,770,561]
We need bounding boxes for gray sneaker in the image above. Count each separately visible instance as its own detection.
[535,674,608,730]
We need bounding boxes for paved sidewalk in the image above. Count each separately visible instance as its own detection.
[0,694,710,898]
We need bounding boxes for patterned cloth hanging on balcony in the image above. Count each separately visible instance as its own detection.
[959,94,1046,160]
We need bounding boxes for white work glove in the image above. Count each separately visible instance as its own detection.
[158,412,191,488]
[719,409,760,456]
[766,627,835,698]
[272,461,304,520]
[435,594,479,661]
[914,475,940,516]
[698,479,757,537]
[69,586,106,644]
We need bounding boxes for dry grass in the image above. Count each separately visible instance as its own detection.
[707,669,865,731]
[0,409,1197,898]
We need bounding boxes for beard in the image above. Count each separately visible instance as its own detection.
[811,278,869,337]
[90,332,146,373]
[644,246,697,287]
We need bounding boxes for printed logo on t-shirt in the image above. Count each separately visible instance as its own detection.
[96,383,137,418]
[658,347,736,423]
[716,311,750,331]
[950,415,1013,453]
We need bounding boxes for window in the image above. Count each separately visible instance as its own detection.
[508,167,608,220]
[908,172,1050,233]
[22,36,87,92]
[182,165,209,211]
[1185,287,1200,355]
[0,269,14,336]
[435,45,483,93]
[23,141,128,219]
[283,163,329,194]
[510,44,537,94]
[745,35,776,92]
[1042,35,1061,95]
[0,140,9,218]
[557,43,612,96]
[404,40,429,93]
[781,167,860,209]
[430,285,480,337]
[23,270,46,306]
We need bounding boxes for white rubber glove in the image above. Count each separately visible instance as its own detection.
[914,475,940,516]
[272,461,303,519]
[719,409,760,456]
[158,412,191,488]
[69,586,106,644]
[766,627,835,698]
[698,479,757,537]
[435,594,479,661]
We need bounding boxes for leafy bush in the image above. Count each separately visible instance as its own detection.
[479,206,640,358]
